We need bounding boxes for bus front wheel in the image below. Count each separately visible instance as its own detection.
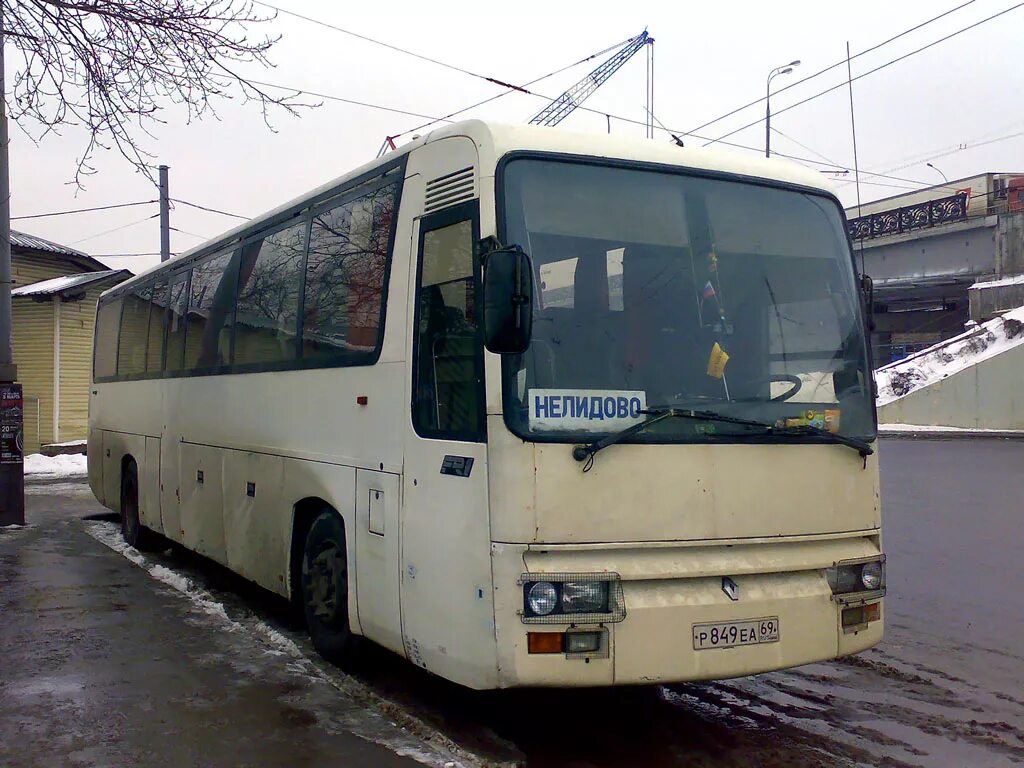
[301,510,361,670]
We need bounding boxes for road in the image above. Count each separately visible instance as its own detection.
[2,439,1023,767]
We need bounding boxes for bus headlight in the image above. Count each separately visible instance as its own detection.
[827,557,885,596]
[520,573,626,623]
[860,560,884,591]
[561,581,609,613]
[526,582,558,616]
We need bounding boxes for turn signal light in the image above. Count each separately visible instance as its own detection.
[527,632,564,654]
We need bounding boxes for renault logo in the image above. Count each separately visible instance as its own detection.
[722,576,739,601]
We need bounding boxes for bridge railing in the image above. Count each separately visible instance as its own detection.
[848,191,969,241]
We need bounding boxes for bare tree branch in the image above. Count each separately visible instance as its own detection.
[1,0,316,188]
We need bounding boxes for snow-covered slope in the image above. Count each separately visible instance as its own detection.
[875,306,1024,407]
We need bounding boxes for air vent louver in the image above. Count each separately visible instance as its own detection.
[424,166,475,214]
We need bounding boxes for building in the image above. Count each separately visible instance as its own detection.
[845,172,1024,364]
[10,231,130,453]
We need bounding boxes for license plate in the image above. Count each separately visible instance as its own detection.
[692,616,780,650]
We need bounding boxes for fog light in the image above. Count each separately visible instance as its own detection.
[841,606,865,627]
[565,631,602,654]
[527,582,557,616]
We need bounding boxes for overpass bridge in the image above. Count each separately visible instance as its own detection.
[843,172,1024,365]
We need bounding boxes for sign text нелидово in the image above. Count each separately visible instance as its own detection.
[528,389,647,432]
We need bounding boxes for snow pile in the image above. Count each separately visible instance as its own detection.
[875,306,1024,406]
[23,453,88,478]
[971,273,1024,289]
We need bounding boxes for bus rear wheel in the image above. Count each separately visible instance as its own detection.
[120,460,159,551]
[301,510,361,670]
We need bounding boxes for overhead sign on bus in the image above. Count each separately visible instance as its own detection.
[528,389,647,432]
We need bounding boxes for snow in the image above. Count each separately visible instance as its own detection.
[875,306,1024,406]
[46,440,87,449]
[23,453,88,478]
[82,519,478,768]
[878,423,1024,434]
[971,273,1024,289]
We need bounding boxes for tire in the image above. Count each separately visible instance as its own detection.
[301,510,361,670]
[120,461,159,551]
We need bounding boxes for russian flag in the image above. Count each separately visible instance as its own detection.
[702,281,716,300]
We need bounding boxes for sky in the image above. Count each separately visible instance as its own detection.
[6,0,1024,276]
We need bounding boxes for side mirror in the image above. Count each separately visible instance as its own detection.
[482,242,533,354]
[860,274,875,332]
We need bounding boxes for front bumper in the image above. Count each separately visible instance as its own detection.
[491,535,884,687]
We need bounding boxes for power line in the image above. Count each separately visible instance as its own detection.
[704,2,1024,148]
[11,200,156,220]
[71,214,159,245]
[681,0,977,140]
[253,1,524,90]
[385,34,637,143]
[769,126,844,168]
[247,1,1008,200]
[169,226,210,240]
[245,77,449,121]
[172,199,248,220]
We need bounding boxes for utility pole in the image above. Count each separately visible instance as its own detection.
[159,165,170,262]
[0,16,26,526]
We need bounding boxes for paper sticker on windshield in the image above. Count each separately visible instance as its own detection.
[528,389,647,432]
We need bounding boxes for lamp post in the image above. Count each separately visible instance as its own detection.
[766,60,800,158]
[926,162,949,185]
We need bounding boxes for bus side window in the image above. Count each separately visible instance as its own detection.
[302,182,398,361]
[183,251,236,371]
[233,220,307,366]
[146,280,168,373]
[93,297,122,380]
[413,216,483,440]
[117,283,152,377]
[165,274,189,373]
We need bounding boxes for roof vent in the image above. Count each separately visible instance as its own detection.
[424,166,475,214]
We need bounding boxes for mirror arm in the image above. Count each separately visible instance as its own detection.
[478,235,504,266]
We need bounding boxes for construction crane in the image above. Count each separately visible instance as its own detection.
[529,30,654,132]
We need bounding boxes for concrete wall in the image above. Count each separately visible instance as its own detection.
[861,218,997,287]
[877,342,1024,428]
[996,211,1024,276]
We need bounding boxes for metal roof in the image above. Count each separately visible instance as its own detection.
[10,229,90,259]
[12,269,130,298]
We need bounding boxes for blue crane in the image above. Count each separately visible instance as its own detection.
[529,31,654,130]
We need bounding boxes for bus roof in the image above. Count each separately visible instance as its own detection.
[108,120,835,295]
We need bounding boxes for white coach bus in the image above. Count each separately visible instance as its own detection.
[89,120,884,689]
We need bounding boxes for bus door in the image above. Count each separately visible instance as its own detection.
[401,199,495,683]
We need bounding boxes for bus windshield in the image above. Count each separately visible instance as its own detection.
[499,157,875,444]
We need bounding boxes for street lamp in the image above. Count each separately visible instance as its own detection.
[926,162,949,185]
[766,59,800,158]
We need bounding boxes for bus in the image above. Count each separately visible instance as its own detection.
[89,120,884,689]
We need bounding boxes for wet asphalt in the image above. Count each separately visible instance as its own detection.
[2,438,1023,767]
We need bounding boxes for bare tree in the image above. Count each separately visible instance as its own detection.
[1,0,313,185]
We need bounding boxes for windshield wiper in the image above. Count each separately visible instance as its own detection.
[571,407,873,469]
[759,423,874,458]
[572,407,772,467]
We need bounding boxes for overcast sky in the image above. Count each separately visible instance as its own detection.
[7,0,1024,275]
